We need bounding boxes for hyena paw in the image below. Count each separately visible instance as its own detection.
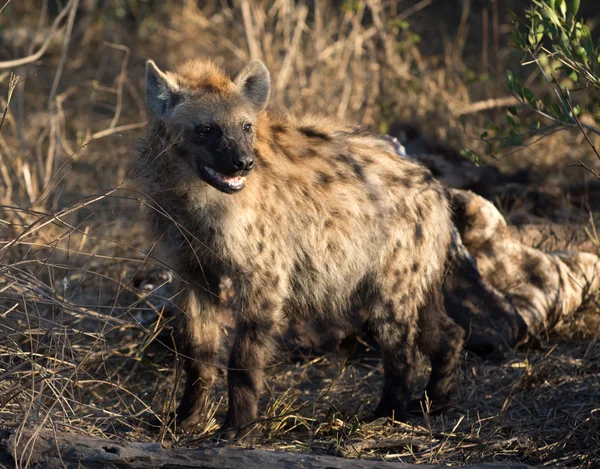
[373,397,409,422]
[408,394,449,416]
[212,424,260,444]
[175,411,204,433]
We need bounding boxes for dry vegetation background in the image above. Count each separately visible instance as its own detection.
[1,0,600,467]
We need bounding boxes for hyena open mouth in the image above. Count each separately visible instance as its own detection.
[199,165,247,194]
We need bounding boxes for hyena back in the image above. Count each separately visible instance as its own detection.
[137,58,464,438]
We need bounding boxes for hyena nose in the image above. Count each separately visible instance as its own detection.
[232,154,255,172]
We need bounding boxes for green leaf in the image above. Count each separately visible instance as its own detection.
[524,88,537,107]
[480,131,489,139]
[506,114,518,129]
[459,114,467,131]
[486,122,501,133]
[558,0,567,19]
[506,69,515,91]
[569,0,580,16]
[540,4,561,27]
[515,80,524,101]
[460,148,481,165]
[549,103,564,119]
[508,106,518,115]
[506,130,524,146]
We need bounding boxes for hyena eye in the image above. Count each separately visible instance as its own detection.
[196,124,213,136]
[243,123,253,133]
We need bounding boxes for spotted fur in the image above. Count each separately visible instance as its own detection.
[449,189,600,336]
[136,58,464,438]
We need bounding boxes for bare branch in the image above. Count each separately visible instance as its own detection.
[0,0,74,69]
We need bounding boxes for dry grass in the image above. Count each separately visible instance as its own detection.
[1,1,600,467]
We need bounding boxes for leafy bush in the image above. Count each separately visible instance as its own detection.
[463,0,600,169]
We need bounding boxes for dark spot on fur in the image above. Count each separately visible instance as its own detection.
[299,126,331,140]
[304,147,318,158]
[368,192,379,202]
[327,241,338,251]
[337,154,365,182]
[257,241,264,253]
[258,224,265,237]
[335,169,348,181]
[523,256,547,289]
[245,225,253,235]
[387,174,402,185]
[261,299,273,311]
[349,126,372,137]
[271,123,287,134]
[414,224,423,242]
[324,219,334,229]
[364,156,374,164]
[351,162,364,181]
[411,262,420,273]
[404,167,422,180]
[422,171,434,183]
[317,172,333,186]
[529,273,545,288]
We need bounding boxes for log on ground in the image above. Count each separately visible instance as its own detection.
[0,427,542,469]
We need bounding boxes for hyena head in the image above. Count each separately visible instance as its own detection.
[145,59,271,193]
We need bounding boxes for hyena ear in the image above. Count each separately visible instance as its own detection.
[145,59,179,118]
[234,60,271,112]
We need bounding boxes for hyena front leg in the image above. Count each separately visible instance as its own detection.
[220,293,283,440]
[368,290,419,420]
[174,275,222,433]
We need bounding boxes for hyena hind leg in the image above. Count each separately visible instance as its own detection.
[415,285,465,412]
[367,290,420,421]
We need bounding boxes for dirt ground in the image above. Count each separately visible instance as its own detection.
[1,1,599,467]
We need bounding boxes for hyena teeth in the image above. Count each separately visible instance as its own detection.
[204,166,246,187]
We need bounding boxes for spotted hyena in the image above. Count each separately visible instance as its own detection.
[136,58,464,438]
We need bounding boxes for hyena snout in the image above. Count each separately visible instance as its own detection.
[231,151,254,172]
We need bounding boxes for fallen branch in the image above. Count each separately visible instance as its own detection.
[0,428,539,469]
